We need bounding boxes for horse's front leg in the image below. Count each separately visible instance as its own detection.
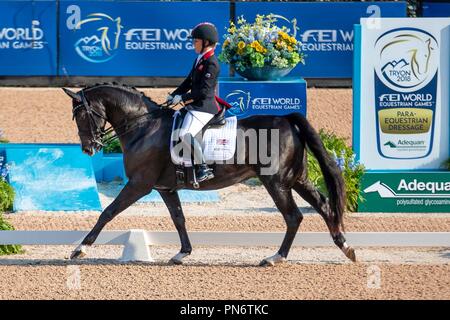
[71,180,152,259]
[158,190,192,265]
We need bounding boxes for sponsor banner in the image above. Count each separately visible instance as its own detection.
[59,0,228,76]
[423,2,450,17]
[0,0,57,75]
[236,1,406,78]
[218,77,307,119]
[355,18,450,169]
[359,171,450,212]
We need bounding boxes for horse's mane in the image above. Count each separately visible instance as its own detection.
[84,82,157,102]
[82,82,161,112]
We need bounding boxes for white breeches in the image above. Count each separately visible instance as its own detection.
[179,110,215,139]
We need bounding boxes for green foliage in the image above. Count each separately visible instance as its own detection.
[307,130,365,212]
[0,180,14,212]
[0,181,22,255]
[441,158,450,171]
[0,214,23,255]
[103,134,122,154]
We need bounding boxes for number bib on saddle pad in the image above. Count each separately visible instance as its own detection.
[170,111,237,167]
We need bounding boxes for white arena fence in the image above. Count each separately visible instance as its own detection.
[1,230,450,262]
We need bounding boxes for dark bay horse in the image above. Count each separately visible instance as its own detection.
[63,83,356,266]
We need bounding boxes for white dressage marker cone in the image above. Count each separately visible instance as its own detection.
[120,229,154,262]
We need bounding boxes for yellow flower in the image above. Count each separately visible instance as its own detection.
[275,40,285,49]
[250,41,267,54]
[223,39,230,48]
[287,46,293,52]
[278,31,289,40]
[237,41,246,54]
[290,36,297,44]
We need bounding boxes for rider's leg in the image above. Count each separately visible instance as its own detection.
[179,110,214,182]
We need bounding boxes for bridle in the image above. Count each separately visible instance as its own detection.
[72,90,179,150]
[72,90,107,150]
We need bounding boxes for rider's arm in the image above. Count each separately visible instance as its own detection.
[171,69,193,97]
[181,61,219,103]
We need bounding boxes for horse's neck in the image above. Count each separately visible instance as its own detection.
[103,95,151,128]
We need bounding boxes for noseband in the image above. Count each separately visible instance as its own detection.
[72,90,107,149]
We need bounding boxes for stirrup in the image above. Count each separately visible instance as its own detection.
[196,165,214,183]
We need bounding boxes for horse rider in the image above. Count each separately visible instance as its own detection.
[166,22,221,183]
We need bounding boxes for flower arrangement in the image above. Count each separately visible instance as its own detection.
[218,14,305,72]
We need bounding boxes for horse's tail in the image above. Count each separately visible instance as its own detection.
[288,113,346,232]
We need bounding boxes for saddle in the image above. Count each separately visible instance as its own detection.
[171,101,232,190]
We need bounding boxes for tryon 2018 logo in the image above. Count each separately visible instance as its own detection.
[374,28,438,92]
[225,90,251,116]
[66,6,123,63]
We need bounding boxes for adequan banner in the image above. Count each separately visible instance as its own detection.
[354,18,450,170]
[359,171,450,212]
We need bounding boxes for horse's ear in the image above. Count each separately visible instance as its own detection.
[62,88,82,102]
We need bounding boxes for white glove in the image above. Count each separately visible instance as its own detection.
[171,95,182,105]
[166,94,173,103]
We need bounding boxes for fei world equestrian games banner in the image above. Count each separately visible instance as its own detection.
[0,0,57,75]
[353,18,450,170]
[59,0,229,76]
[236,1,407,78]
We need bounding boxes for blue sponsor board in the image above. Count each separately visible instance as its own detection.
[235,1,406,78]
[218,77,307,119]
[422,2,450,17]
[59,0,229,76]
[0,0,57,75]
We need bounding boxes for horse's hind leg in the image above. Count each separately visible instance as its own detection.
[70,181,152,259]
[159,190,192,265]
[259,180,303,266]
[293,180,356,262]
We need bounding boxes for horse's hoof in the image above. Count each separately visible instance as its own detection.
[344,247,356,263]
[259,254,286,267]
[70,245,87,260]
[259,259,275,267]
[169,258,183,265]
[70,250,86,260]
[169,252,190,265]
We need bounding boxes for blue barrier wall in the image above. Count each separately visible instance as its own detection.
[219,77,307,119]
[0,0,407,78]
[59,0,229,76]
[422,2,450,17]
[235,1,407,78]
[0,0,57,75]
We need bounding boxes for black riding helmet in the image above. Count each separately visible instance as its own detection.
[189,22,219,44]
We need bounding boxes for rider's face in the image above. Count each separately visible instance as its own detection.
[193,39,203,54]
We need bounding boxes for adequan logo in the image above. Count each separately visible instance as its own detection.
[375,28,439,92]
[364,180,450,198]
[73,13,123,63]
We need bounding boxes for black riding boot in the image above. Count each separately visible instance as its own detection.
[182,133,214,183]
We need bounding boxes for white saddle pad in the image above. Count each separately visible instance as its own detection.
[170,111,237,167]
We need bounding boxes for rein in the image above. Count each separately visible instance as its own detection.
[72,90,176,148]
